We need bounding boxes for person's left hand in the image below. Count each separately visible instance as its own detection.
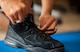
[39,14,57,34]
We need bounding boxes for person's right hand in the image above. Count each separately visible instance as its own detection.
[0,0,32,24]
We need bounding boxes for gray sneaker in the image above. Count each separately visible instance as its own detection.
[4,14,64,52]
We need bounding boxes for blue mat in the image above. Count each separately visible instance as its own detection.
[51,30,80,52]
[0,30,80,52]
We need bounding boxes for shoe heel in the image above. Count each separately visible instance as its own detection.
[4,36,21,48]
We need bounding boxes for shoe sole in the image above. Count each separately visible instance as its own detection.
[4,36,64,52]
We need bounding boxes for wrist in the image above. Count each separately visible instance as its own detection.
[41,9,52,15]
[41,11,51,16]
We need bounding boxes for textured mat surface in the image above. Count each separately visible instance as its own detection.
[51,30,80,52]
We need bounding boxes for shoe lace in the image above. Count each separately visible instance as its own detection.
[21,14,51,41]
[22,20,49,40]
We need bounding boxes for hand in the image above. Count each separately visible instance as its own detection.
[39,14,57,34]
[0,0,32,24]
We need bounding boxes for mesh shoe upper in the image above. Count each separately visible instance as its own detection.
[6,14,64,50]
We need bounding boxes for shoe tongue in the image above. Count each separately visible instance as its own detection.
[10,14,35,34]
[10,22,26,34]
[24,14,34,23]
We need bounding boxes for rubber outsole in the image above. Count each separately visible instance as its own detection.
[4,36,64,52]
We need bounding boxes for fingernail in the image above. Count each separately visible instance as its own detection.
[16,20,21,23]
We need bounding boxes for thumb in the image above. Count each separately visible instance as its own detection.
[39,20,46,30]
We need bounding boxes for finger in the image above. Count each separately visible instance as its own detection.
[8,15,16,24]
[17,10,24,23]
[13,12,19,21]
[40,18,46,28]
[20,3,26,16]
[21,6,25,18]
[9,8,18,23]
[40,17,55,30]
[46,20,57,30]
[45,28,57,35]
